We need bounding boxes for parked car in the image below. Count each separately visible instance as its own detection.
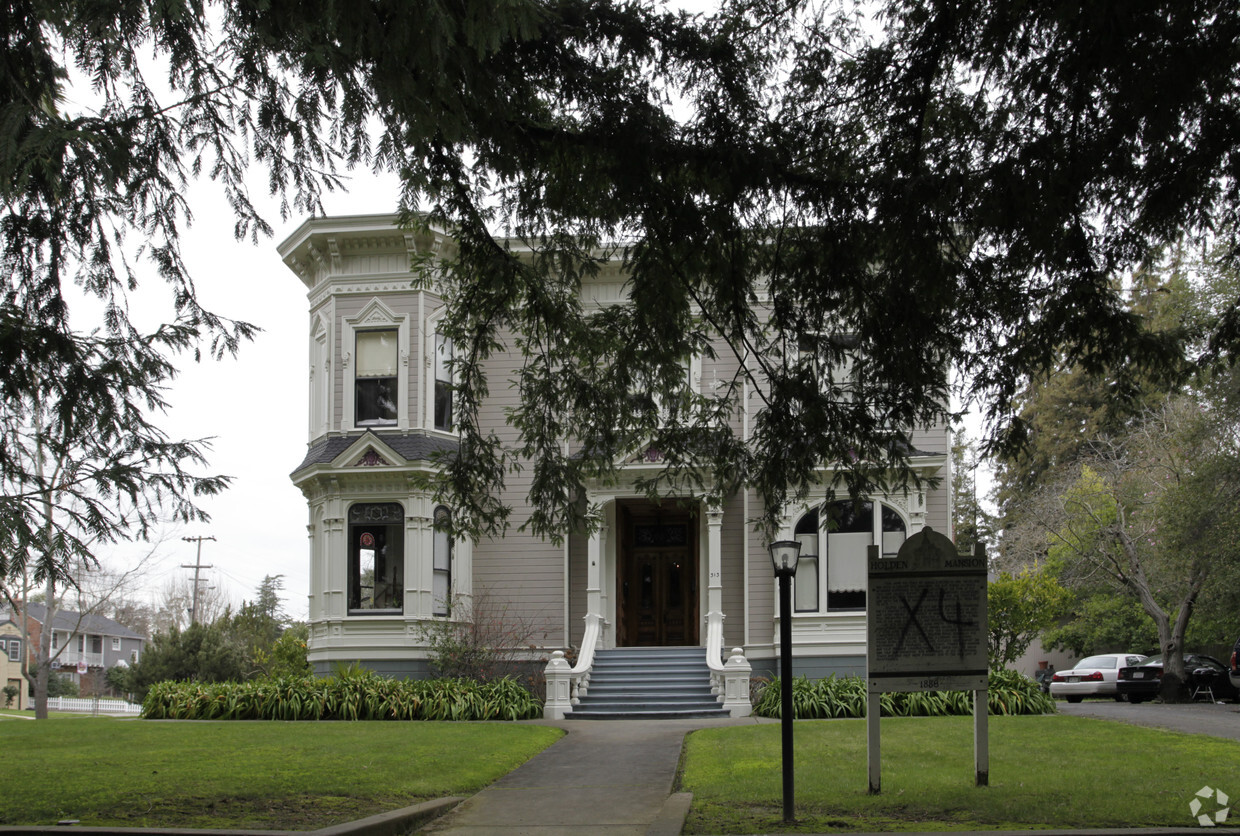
[1050,654,1147,702]
[1230,635,1240,691]
[1116,653,1239,703]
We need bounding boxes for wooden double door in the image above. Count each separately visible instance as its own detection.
[617,506,699,646]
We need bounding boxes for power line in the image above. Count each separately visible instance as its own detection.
[180,535,216,625]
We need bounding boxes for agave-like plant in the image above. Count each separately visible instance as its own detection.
[752,671,1056,720]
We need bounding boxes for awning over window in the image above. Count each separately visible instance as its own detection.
[357,330,397,377]
[828,531,869,592]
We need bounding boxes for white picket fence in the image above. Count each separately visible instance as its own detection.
[47,696,142,716]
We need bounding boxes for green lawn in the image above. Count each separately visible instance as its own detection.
[680,715,1240,833]
[0,717,562,829]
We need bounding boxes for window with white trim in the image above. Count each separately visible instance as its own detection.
[791,500,908,613]
[7,640,17,662]
[355,329,399,427]
[343,300,408,431]
[111,637,120,651]
[432,506,453,616]
[793,511,820,612]
[348,502,405,613]
[433,334,454,431]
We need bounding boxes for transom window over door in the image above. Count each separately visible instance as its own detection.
[348,502,404,612]
[355,330,398,426]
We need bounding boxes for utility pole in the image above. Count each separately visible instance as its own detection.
[181,535,216,625]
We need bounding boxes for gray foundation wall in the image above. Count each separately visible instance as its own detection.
[751,654,867,680]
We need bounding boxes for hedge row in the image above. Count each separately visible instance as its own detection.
[752,669,1056,718]
[142,668,542,721]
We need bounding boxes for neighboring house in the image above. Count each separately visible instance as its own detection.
[0,619,28,710]
[6,603,145,696]
[279,214,952,704]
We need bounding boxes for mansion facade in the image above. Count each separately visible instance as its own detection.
[280,214,953,697]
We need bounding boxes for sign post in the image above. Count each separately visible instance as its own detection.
[866,526,988,793]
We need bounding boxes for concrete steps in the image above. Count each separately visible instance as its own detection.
[567,646,729,720]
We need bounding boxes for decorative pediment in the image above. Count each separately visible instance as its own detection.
[354,448,392,467]
[354,298,401,327]
[624,445,665,465]
[329,432,406,470]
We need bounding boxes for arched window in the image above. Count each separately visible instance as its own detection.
[348,503,404,612]
[787,500,909,613]
[433,506,453,615]
[793,510,820,612]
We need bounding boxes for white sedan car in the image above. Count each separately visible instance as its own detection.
[1050,653,1148,702]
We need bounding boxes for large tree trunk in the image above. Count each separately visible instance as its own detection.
[1117,528,1195,702]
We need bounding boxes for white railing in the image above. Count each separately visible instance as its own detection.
[706,610,753,717]
[47,696,142,715]
[543,612,604,720]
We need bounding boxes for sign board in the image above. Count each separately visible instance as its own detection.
[867,526,987,693]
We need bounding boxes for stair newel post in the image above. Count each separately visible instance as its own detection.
[543,651,573,720]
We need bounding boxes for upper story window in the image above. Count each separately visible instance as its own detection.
[343,299,408,432]
[348,502,404,613]
[111,637,120,651]
[90,635,102,654]
[434,334,454,432]
[7,639,18,662]
[798,333,860,401]
[355,329,399,427]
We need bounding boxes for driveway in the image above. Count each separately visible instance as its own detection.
[1055,698,1240,741]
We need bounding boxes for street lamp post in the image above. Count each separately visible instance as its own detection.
[769,539,802,823]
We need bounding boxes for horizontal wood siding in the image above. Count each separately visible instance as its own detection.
[469,332,565,647]
[746,489,776,647]
[720,490,747,648]
[702,335,747,438]
[910,422,950,455]
[567,531,587,648]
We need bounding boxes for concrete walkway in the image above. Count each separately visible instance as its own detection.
[421,716,762,835]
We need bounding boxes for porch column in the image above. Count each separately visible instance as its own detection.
[705,502,726,660]
[706,504,724,615]
[586,520,611,649]
[587,522,606,617]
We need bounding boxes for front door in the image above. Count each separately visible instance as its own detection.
[617,506,699,646]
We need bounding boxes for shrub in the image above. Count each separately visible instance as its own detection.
[140,666,542,721]
[419,590,548,682]
[752,670,1055,718]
